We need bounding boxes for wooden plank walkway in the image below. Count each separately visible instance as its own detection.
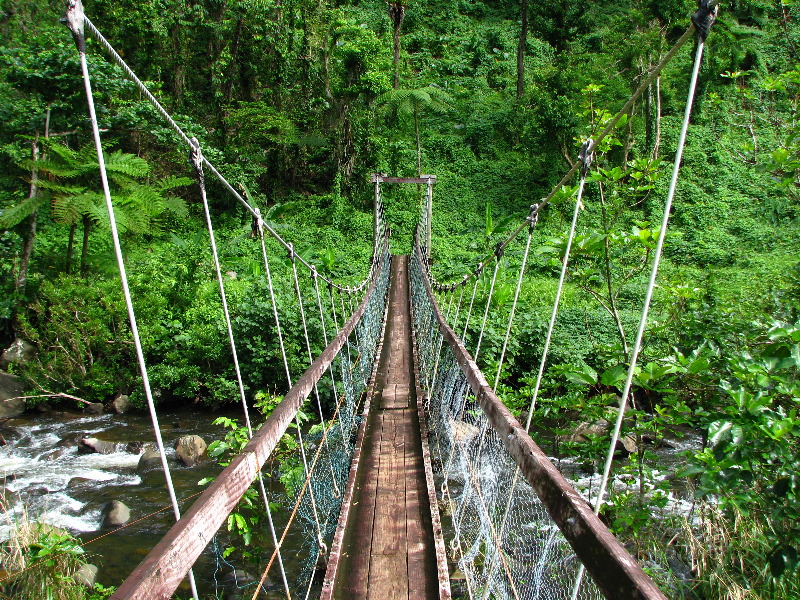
[325,256,442,600]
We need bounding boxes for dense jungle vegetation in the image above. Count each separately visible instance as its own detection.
[2,0,800,597]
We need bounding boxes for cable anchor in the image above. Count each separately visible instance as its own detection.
[63,0,86,52]
[692,0,718,42]
[527,204,540,232]
[578,139,594,177]
[495,241,504,260]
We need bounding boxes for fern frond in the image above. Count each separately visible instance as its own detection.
[0,195,47,229]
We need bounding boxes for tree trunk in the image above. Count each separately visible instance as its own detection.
[516,0,528,99]
[652,75,661,159]
[80,214,91,278]
[388,2,405,89]
[414,110,421,177]
[66,223,76,275]
[16,135,40,296]
[16,104,50,297]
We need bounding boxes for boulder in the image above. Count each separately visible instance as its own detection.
[137,449,163,473]
[561,420,637,457]
[174,435,207,467]
[125,441,154,454]
[111,394,131,414]
[78,437,117,455]
[0,373,24,418]
[83,402,104,415]
[74,563,99,588]
[450,420,480,445]
[0,338,34,370]
[101,500,131,528]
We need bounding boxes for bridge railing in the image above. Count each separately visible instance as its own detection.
[111,239,391,600]
[409,244,667,600]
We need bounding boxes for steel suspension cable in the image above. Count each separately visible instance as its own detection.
[64,4,199,598]
[426,22,697,291]
[79,11,366,293]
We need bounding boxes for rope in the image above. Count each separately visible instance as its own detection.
[524,140,593,431]
[492,205,538,393]
[462,271,480,340]
[64,6,199,597]
[474,252,502,361]
[290,248,341,506]
[572,16,712,600]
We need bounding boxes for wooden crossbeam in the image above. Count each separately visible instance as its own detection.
[371,174,436,184]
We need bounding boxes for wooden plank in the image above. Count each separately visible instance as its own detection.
[405,410,433,600]
[414,245,669,600]
[322,260,394,600]
[110,242,390,600]
[343,410,384,600]
[368,411,408,599]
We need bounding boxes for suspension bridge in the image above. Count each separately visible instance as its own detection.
[40,0,717,598]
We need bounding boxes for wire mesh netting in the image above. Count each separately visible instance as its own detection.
[410,251,603,600]
[274,247,392,599]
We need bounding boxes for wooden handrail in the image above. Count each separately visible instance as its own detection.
[111,241,390,600]
[412,245,668,600]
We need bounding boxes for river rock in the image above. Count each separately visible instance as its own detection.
[0,338,34,370]
[125,441,154,454]
[174,435,207,467]
[78,437,117,454]
[42,447,69,461]
[450,420,480,444]
[138,449,163,473]
[58,431,87,447]
[111,394,131,414]
[0,372,24,418]
[101,500,131,528]
[83,402,104,415]
[562,420,638,457]
[74,563,99,588]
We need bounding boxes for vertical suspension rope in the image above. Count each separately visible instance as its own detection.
[572,8,715,598]
[63,3,199,598]
[462,270,481,340]
[474,250,502,361]
[193,144,292,598]
[288,246,327,553]
[251,214,294,599]
[523,140,593,431]
[492,205,538,393]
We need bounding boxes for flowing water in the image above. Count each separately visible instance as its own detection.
[0,406,259,595]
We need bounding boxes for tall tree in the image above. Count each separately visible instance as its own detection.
[375,86,453,177]
[517,0,528,99]
[387,1,405,89]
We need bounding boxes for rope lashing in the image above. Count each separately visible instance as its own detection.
[524,139,593,432]
[191,142,292,600]
[64,2,199,597]
[692,0,718,42]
